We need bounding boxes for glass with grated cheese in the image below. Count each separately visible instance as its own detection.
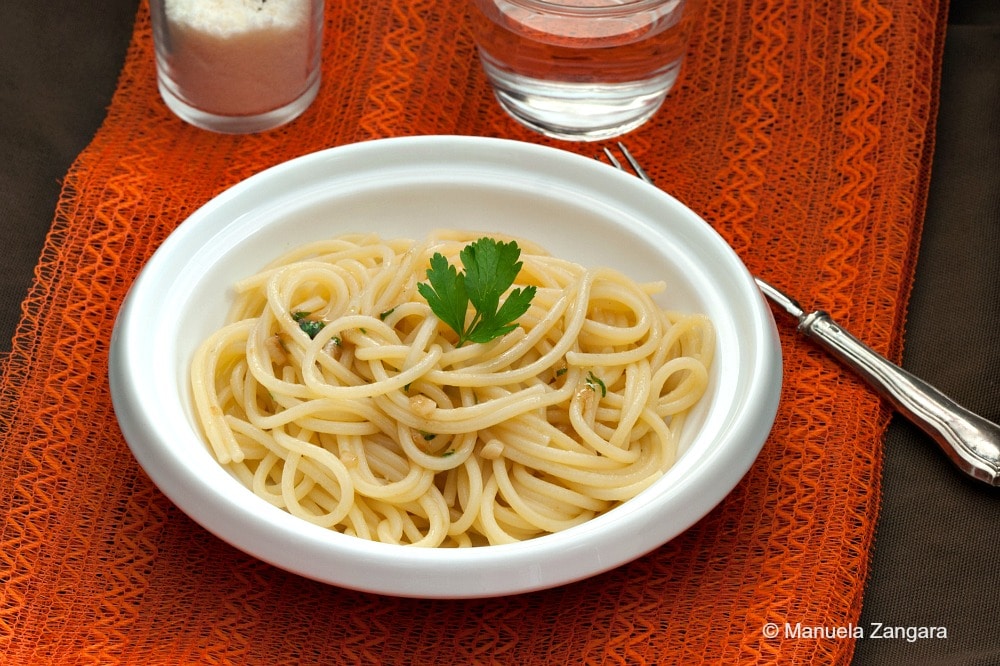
[150,0,324,133]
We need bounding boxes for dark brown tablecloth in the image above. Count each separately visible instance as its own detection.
[1,2,997,664]
[853,5,1000,664]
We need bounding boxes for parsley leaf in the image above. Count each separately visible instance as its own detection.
[293,311,326,339]
[417,252,468,339]
[417,237,536,346]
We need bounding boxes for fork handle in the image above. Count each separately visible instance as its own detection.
[798,311,1000,485]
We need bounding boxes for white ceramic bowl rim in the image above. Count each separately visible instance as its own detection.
[109,135,781,598]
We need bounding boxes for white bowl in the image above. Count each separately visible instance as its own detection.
[109,136,781,598]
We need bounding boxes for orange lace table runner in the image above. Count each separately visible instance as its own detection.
[0,0,944,663]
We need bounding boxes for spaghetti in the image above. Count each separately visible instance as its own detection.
[191,231,714,546]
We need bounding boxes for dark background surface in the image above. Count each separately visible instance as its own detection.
[2,1,998,663]
[853,2,1000,664]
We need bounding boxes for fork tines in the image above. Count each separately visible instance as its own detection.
[600,142,652,183]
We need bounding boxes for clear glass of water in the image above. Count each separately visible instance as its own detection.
[469,0,698,141]
[149,0,324,134]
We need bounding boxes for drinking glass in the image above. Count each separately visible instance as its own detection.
[149,0,324,134]
[469,0,698,141]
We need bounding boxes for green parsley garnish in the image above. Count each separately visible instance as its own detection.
[586,371,607,397]
[417,237,537,347]
[292,311,326,339]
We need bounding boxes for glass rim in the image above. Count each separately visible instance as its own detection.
[492,0,682,16]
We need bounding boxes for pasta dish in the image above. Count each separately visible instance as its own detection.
[191,230,714,546]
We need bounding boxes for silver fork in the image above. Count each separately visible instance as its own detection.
[602,141,1000,486]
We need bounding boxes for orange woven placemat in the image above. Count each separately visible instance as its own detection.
[0,0,944,663]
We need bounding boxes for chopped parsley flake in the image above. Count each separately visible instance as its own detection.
[292,311,326,339]
[586,371,607,397]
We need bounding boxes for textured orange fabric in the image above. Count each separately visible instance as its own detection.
[0,0,944,663]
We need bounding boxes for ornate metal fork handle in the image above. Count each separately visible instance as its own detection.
[603,142,1000,486]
